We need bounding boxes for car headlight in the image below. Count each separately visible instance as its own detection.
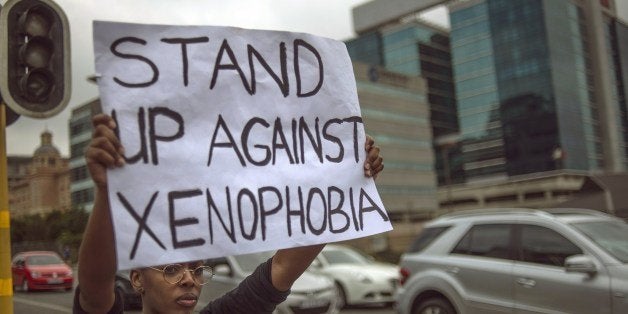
[31,271,41,278]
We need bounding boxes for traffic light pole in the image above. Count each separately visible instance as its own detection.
[0,103,13,313]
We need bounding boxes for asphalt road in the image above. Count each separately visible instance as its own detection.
[13,290,74,314]
[12,264,396,313]
[13,289,396,314]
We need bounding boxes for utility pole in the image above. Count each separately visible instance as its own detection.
[0,103,13,313]
[0,0,72,312]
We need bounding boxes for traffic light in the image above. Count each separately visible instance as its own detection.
[0,0,70,119]
[4,103,21,126]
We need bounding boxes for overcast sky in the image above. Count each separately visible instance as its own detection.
[4,0,450,156]
[4,0,627,156]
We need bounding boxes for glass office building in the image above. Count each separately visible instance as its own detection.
[346,19,463,186]
[608,19,628,169]
[450,0,627,181]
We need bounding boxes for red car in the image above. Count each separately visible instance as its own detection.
[11,251,74,292]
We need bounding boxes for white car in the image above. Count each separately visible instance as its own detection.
[200,250,338,314]
[310,244,399,308]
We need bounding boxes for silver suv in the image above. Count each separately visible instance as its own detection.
[395,208,628,314]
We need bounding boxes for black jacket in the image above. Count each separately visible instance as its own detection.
[73,258,289,314]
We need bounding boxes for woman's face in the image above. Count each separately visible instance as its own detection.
[131,261,204,314]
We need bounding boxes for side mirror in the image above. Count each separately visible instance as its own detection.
[565,255,597,275]
[214,264,232,277]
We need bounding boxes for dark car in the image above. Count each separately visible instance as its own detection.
[115,270,143,310]
[11,251,73,292]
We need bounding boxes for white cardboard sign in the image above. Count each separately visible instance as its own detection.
[93,21,392,270]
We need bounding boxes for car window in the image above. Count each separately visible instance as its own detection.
[27,254,63,265]
[407,226,450,253]
[519,225,582,267]
[572,220,628,263]
[233,251,275,272]
[321,248,371,265]
[451,224,512,260]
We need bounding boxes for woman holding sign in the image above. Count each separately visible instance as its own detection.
[73,114,384,314]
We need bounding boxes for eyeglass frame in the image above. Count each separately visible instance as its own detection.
[146,264,214,286]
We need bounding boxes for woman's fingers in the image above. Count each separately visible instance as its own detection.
[364,136,383,178]
[90,115,125,166]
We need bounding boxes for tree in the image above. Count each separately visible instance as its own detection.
[10,207,89,262]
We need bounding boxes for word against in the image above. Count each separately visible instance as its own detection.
[111,107,365,167]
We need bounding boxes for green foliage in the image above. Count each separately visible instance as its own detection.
[10,207,89,248]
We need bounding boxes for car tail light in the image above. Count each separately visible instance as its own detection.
[399,267,410,286]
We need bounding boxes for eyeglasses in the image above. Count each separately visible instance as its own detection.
[147,264,213,285]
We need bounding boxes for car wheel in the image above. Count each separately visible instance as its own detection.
[414,297,456,314]
[115,287,129,311]
[334,282,347,309]
[21,279,29,292]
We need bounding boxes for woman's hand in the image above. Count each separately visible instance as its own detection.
[85,114,125,190]
[364,135,384,179]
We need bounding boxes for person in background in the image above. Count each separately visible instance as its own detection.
[73,114,384,314]
[63,245,72,266]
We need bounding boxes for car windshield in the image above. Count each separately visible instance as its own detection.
[321,248,371,265]
[27,254,63,265]
[572,220,628,263]
[233,251,275,273]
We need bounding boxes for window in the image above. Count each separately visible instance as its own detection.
[407,226,450,253]
[572,220,628,263]
[452,224,512,259]
[71,166,89,181]
[72,189,94,205]
[519,225,582,266]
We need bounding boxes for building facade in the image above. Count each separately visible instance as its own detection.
[351,62,438,252]
[68,98,101,211]
[346,2,460,251]
[8,131,70,217]
[346,17,463,187]
[450,0,628,182]
[348,0,627,220]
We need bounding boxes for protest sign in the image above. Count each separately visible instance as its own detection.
[93,21,392,270]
